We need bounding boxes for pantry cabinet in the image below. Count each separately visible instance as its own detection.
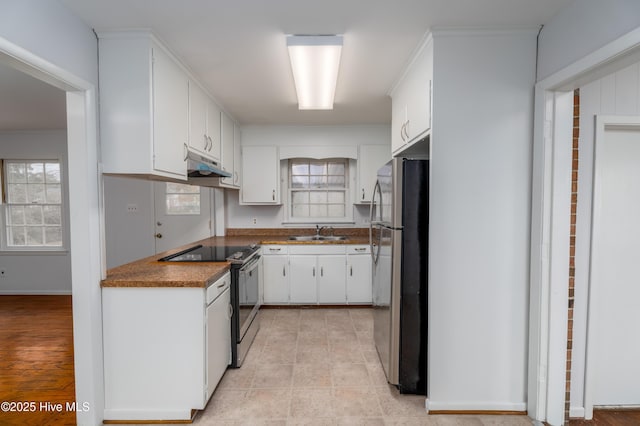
[391,35,433,155]
[241,146,280,204]
[98,31,189,180]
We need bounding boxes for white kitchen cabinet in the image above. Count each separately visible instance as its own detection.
[289,255,318,303]
[233,123,242,186]
[189,81,222,162]
[346,245,372,304]
[356,145,390,203]
[220,112,235,188]
[391,35,433,155]
[207,100,222,162]
[317,255,347,304]
[262,246,289,304]
[241,146,280,204]
[98,31,189,180]
[102,272,231,422]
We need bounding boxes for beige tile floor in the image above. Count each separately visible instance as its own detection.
[195,308,534,426]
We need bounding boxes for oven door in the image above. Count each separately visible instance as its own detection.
[238,254,261,339]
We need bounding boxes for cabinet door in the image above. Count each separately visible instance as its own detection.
[188,81,209,155]
[206,101,221,162]
[357,145,390,203]
[405,39,432,143]
[206,287,230,401]
[391,96,408,154]
[241,146,280,204]
[317,255,346,304]
[220,112,235,185]
[152,45,188,177]
[289,255,317,303]
[263,255,289,304]
[233,123,241,187]
[347,254,372,304]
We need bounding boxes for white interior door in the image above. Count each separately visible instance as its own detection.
[154,182,212,253]
[587,117,640,410]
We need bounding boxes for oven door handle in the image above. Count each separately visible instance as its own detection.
[240,255,261,274]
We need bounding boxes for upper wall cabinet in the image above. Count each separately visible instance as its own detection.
[241,146,280,204]
[188,81,221,162]
[98,31,189,180]
[356,145,390,203]
[391,35,433,155]
[217,111,240,189]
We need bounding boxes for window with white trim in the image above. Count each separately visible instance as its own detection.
[2,160,64,248]
[165,183,201,215]
[287,158,351,222]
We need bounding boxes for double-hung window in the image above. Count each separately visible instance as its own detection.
[288,158,351,222]
[2,160,64,249]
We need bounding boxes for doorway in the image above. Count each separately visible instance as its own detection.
[584,117,640,412]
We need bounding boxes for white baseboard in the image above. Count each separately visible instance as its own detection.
[0,290,72,295]
[570,406,585,418]
[425,400,527,412]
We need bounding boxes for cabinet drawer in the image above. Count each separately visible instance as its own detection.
[288,245,346,255]
[347,245,370,255]
[261,245,288,255]
[206,272,230,304]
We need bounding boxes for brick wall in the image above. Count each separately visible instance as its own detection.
[565,88,579,422]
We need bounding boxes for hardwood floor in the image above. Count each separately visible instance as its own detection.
[568,409,640,425]
[0,295,76,426]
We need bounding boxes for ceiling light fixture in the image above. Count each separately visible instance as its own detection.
[287,35,343,110]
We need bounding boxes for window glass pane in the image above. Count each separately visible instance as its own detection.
[309,192,327,203]
[166,194,200,215]
[26,227,43,245]
[7,163,26,183]
[27,163,45,183]
[327,176,345,188]
[328,205,345,217]
[310,205,328,217]
[291,163,309,175]
[291,176,309,188]
[45,163,61,183]
[8,206,25,225]
[292,191,309,204]
[45,184,62,204]
[27,184,45,203]
[8,184,27,203]
[8,227,26,246]
[309,176,327,187]
[292,204,310,217]
[43,206,62,225]
[25,205,44,225]
[310,163,327,175]
[328,162,345,175]
[44,227,63,246]
[327,191,345,203]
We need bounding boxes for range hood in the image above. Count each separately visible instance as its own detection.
[186,149,231,178]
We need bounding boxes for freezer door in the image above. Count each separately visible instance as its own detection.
[373,226,402,385]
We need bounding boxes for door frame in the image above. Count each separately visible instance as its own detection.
[528,28,640,425]
[0,38,104,425]
[582,115,640,418]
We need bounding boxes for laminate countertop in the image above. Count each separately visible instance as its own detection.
[101,233,370,288]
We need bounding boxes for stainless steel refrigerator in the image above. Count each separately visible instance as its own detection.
[369,158,429,395]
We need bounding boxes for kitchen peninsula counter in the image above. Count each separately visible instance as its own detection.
[101,229,370,288]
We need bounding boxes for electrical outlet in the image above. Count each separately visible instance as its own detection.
[126,204,139,213]
[252,218,257,225]
[0,269,6,277]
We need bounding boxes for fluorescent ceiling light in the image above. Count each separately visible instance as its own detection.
[287,35,343,110]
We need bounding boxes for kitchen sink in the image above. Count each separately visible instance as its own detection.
[288,235,347,241]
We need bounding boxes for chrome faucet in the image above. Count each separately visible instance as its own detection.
[315,225,327,236]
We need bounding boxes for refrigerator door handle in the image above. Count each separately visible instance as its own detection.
[369,180,382,265]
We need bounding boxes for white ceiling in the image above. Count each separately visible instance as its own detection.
[2,0,573,130]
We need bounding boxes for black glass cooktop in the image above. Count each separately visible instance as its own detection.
[158,244,258,263]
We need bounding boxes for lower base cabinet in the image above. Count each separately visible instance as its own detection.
[102,272,230,422]
[262,245,372,305]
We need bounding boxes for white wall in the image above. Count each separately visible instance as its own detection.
[568,61,640,416]
[427,30,536,411]
[227,124,390,228]
[0,2,103,425]
[0,131,72,294]
[537,0,640,81]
